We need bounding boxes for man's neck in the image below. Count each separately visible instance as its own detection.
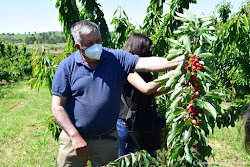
[81,54,98,69]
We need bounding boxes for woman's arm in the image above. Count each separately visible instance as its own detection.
[127,71,175,95]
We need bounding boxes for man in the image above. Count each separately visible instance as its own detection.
[52,19,185,167]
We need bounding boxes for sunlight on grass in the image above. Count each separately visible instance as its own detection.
[0,81,58,166]
[1,81,250,166]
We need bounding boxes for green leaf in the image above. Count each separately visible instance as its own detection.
[204,101,217,119]
[183,126,192,144]
[170,87,182,100]
[142,153,149,167]
[201,21,212,28]
[154,73,171,82]
[243,14,249,31]
[204,72,215,81]
[184,144,193,163]
[124,156,130,167]
[203,33,217,42]
[183,35,191,52]
[196,100,204,108]
[167,38,183,47]
[203,65,213,73]
[183,8,196,23]
[194,47,201,56]
[199,52,212,57]
[165,76,176,88]
[131,153,136,164]
[208,99,225,114]
[167,49,185,58]
[200,128,208,145]
[167,122,177,146]
[166,113,176,124]
[203,26,215,31]
[170,96,182,109]
[196,70,205,80]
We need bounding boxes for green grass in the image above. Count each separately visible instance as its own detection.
[0,81,58,167]
[0,81,250,166]
[24,43,66,52]
[208,121,250,167]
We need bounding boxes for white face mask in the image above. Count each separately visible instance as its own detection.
[80,44,103,60]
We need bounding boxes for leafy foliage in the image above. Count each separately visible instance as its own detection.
[110,8,136,49]
[55,0,111,47]
[31,0,250,165]
[108,150,159,167]
[29,43,64,94]
[211,1,250,97]
[79,0,111,47]
[153,9,227,166]
[216,0,232,23]
[0,41,32,82]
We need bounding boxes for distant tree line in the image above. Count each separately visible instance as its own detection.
[25,32,66,44]
[0,32,66,45]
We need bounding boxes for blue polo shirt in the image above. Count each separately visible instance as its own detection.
[52,47,140,135]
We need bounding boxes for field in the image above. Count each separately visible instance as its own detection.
[0,31,64,42]
[0,81,249,166]
[0,81,58,166]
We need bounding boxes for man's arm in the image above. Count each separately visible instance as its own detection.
[134,55,185,73]
[52,95,89,158]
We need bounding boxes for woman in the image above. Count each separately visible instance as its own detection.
[117,33,173,158]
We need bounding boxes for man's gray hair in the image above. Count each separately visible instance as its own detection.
[70,20,101,45]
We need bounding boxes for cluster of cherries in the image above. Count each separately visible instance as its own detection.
[183,54,205,73]
[182,54,205,147]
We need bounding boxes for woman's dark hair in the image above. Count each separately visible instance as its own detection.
[123,33,152,57]
[245,104,250,153]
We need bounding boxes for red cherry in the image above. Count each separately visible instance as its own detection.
[185,115,190,120]
[191,112,195,116]
[193,143,198,147]
[191,96,195,100]
[192,66,196,70]
[189,108,193,113]
[196,120,201,124]
[195,58,199,63]
[195,63,200,67]
[195,83,200,87]
[191,75,197,81]
[191,119,197,124]
[191,54,195,58]
[186,105,191,110]
[197,67,201,70]
[187,70,191,73]
[195,91,199,96]
[189,58,194,62]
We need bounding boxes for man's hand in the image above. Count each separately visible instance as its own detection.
[71,135,89,158]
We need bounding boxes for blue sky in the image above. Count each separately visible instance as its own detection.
[0,0,245,34]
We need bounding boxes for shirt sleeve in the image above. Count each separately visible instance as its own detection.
[117,49,140,74]
[51,60,71,97]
